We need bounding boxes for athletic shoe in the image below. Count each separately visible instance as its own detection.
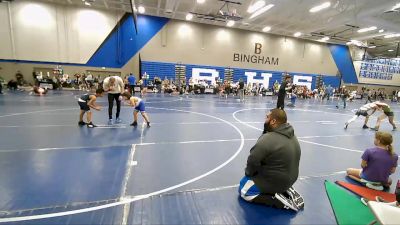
[362,125,369,129]
[370,127,378,131]
[344,122,349,129]
[366,182,384,191]
[130,121,138,127]
[115,118,122,124]
[274,192,299,211]
[78,121,86,126]
[393,127,397,131]
[147,122,151,127]
[375,196,387,203]
[286,187,305,210]
[361,197,369,206]
[361,196,387,206]
[108,119,113,125]
[87,122,97,128]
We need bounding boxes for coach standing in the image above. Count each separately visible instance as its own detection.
[103,76,124,125]
[277,75,292,110]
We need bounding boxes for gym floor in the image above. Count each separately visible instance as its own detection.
[0,91,399,224]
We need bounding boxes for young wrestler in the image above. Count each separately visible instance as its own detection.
[78,88,104,128]
[344,102,381,129]
[121,91,150,127]
[32,86,48,96]
[371,102,397,131]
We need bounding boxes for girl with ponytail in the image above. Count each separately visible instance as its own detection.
[347,131,398,190]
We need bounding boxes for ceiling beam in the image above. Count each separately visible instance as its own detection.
[172,0,181,19]
[165,0,176,14]
[120,0,125,11]
[156,0,161,15]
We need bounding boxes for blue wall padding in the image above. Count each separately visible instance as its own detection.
[141,61,340,88]
[327,44,358,84]
[86,14,169,68]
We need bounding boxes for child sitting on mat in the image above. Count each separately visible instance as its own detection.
[121,91,151,127]
[346,131,398,191]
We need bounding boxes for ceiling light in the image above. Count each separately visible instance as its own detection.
[84,1,91,6]
[309,2,331,13]
[249,4,274,19]
[384,33,400,38]
[227,20,235,27]
[262,26,271,32]
[197,0,205,4]
[378,29,384,33]
[317,37,329,42]
[391,3,400,10]
[138,5,145,14]
[368,45,376,48]
[350,39,367,47]
[186,13,193,20]
[388,49,394,52]
[247,0,266,14]
[357,26,377,33]
[294,32,302,37]
[321,36,330,41]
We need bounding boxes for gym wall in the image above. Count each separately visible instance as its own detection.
[139,20,338,76]
[0,0,123,63]
[0,1,397,89]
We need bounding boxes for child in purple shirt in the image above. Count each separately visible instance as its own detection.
[347,131,398,188]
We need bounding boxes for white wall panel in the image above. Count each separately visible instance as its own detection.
[0,1,122,63]
[0,3,13,59]
[141,20,338,75]
[12,1,59,61]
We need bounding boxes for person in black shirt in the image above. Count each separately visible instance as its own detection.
[277,75,292,109]
[239,109,304,211]
[238,78,245,101]
[77,88,104,128]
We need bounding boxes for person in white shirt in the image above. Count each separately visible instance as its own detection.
[103,76,124,125]
[85,73,93,88]
[344,102,381,129]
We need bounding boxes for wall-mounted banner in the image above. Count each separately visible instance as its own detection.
[293,75,313,90]
[191,68,219,85]
[141,61,339,89]
[244,72,272,88]
[233,43,279,65]
[358,59,400,80]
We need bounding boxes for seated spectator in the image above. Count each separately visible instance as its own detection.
[346,131,398,190]
[7,79,18,91]
[239,109,304,211]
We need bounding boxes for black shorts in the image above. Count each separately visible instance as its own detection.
[355,110,368,117]
[78,101,90,111]
[384,111,394,117]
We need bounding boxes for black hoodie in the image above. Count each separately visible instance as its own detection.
[245,123,301,194]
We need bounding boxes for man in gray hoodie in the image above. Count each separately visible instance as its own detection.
[239,108,304,211]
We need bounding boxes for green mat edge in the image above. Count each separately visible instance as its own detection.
[324,180,376,225]
[324,180,341,225]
